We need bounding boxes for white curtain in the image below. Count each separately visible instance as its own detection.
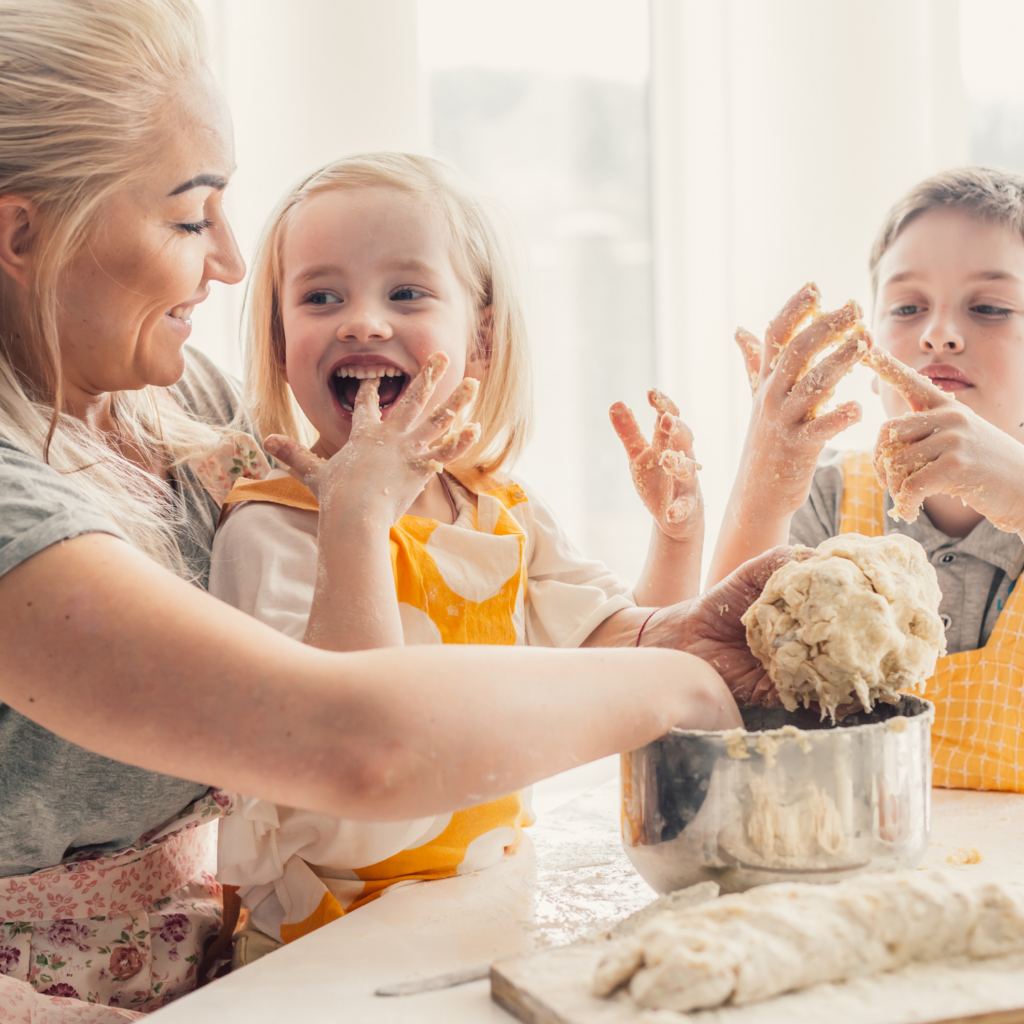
[649,0,968,571]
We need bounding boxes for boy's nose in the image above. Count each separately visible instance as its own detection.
[919,316,965,355]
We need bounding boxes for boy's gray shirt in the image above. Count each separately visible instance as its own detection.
[790,448,1024,655]
[0,348,245,876]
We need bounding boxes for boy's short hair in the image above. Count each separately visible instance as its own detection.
[870,166,1024,292]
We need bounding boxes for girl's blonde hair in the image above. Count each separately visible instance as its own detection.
[0,0,224,576]
[245,152,534,474]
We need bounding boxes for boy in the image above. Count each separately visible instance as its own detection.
[711,167,1024,791]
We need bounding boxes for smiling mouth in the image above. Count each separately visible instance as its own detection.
[330,365,409,412]
[167,305,194,325]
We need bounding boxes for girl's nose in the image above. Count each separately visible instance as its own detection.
[919,314,965,356]
[337,303,393,343]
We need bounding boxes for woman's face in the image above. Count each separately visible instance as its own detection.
[55,71,244,396]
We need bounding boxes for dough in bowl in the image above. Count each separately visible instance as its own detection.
[742,534,945,718]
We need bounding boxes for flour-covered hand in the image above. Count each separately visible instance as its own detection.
[869,349,1024,534]
[265,351,480,528]
[610,390,703,543]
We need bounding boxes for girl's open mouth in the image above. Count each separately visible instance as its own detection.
[330,365,409,412]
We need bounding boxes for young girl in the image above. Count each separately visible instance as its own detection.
[710,166,1024,793]
[208,153,716,955]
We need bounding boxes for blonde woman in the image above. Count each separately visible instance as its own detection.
[0,0,781,1016]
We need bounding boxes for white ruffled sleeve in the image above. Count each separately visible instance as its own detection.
[514,485,635,648]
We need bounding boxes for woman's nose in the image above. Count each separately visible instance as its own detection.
[208,219,245,286]
[919,314,965,355]
[337,303,392,343]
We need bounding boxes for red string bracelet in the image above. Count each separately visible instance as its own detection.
[636,609,660,647]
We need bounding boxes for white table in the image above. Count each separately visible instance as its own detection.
[155,763,1024,1023]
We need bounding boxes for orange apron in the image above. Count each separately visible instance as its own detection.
[839,451,1024,791]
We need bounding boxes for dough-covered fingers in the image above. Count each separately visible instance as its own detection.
[734,327,762,394]
[609,401,650,461]
[647,388,680,418]
[349,376,382,432]
[764,282,821,369]
[804,400,862,444]
[263,434,327,494]
[413,421,481,472]
[789,326,871,420]
[390,351,450,429]
[864,348,950,413]
[775,300,862,392]
[653,412,695,459]
[414,376,479,444]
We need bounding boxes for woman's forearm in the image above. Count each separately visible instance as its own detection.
[0,533,735,821]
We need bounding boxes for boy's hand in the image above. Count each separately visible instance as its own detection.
[733,284,870,518]
[610,390,703,543]
[265,352,480,529]
[869,349,1024,534]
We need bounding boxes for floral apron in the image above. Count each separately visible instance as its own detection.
[839,451,1024,791]
[0,791,235,1020]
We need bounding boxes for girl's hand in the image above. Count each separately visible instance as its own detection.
[733,283,870,518]
[264,352,480,530]
[868,349,1024,534]
[610,390,703,542]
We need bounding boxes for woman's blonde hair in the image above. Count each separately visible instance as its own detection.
[0,0,225,576]
[244,152,534,474]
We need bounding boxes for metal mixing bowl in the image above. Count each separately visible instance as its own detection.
[621,695,934,894]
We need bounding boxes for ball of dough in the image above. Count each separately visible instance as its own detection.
[742,534,946,717]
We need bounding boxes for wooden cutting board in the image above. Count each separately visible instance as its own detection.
[491,943,1024,1024]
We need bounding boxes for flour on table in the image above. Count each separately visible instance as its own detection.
[742,534,945,719]
[593,869,1024,1013]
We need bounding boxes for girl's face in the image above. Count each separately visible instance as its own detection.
[873,207,1024,442]
[56,71,244,396]
[279,187,486,457]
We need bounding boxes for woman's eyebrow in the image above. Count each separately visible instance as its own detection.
[168,174,229,196]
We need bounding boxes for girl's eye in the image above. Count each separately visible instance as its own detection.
[309,292,341,306]
[892,304,924,317]
[971,304,1013,318]
[177,219,213,235]
[391,286,425,302]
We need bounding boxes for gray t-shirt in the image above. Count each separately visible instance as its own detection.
[0,348,246,876]
[791,449,1024,654]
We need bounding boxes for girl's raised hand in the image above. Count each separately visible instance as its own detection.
[610,390,703,542]
[265,351,480,529]
[734,284,870,517]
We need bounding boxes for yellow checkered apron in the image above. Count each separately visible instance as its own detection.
[839,451,1024,791]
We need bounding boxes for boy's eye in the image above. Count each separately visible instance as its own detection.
[308,292,341,306]
[892,304,924,317]
[390,286,425,302]
[971,303,1013,318]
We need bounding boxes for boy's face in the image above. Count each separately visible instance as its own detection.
[873,207,1024,443]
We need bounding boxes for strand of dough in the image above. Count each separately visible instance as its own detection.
[593,869,1024,1013]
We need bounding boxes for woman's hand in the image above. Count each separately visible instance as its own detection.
[639,547,791,706]
[707,284,869,585]
[610,389,703,543]
[869,349,1024,535]
[264,351,480,529]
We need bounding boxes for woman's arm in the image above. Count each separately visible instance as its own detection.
[0,532,738,821]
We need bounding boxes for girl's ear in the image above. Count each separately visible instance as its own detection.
[0,196,38,290]
[467,304,493,378]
